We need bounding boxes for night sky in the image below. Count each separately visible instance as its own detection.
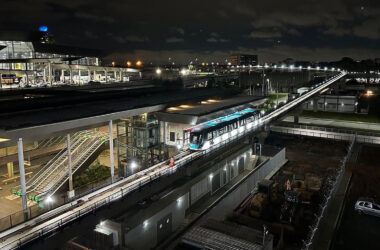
[1,0,379,63]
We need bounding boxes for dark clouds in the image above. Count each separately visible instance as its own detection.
[1,0,379,63]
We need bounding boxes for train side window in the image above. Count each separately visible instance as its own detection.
[224,126,228,133]
[213,131,218,138]
[233,122,238,129]
[207,132,212,140]
[219,128,224,135]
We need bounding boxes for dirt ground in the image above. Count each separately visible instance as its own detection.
[239,133,350,249]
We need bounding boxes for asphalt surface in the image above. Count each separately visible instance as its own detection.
[333,199,380,250]
[332,145,380,250]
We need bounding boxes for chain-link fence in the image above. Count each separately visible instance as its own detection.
[302,135,355,249]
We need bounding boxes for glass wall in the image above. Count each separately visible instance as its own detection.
[117,114,163,177]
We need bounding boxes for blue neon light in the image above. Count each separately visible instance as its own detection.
[203,108,255,127]
[190,144,199,149]
[39,26,48,32]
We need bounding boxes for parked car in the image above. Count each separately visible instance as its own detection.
[354,198,380,217]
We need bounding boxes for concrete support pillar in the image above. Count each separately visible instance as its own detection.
[109,120,115,183]
[69,69,73,84]
[93,70,96,81]
[43,68,46,83]
[17,138,28,219]
[67,134,74,199]
[163,122,167,145]
[120,70,122,82]
[78,70,81,85]
[88,70,91,82]
[313,96,319,112]
[0,73,3,89]
[114,71,117,82]
[105,70,108,83]
[25,63,29,85]
[7,162,14,178]
[48,62,52,85]
[61,69,65,83]
[294,115,299,124]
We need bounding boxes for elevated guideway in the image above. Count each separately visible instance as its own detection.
[0,71,346,249]
[11,131,107,202]
[271,123,380,144]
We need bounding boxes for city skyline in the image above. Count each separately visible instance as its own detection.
[1,0,379,63]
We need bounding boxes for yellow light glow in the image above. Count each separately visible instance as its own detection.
[111,61,115,67]
[136,60,142,67]
[0,138,10,143]
[366,90,373,96]
[168,107,181,111]
[207,99,219,103]
[179,105,191,109]
[201,101,209,104]
[126,61,132,67]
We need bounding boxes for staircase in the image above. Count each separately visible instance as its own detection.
[12,131,108,201]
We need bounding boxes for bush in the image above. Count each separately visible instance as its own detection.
[73,160,110,188]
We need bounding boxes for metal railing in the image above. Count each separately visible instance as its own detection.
[271,124,380,145]
[302,135,355,249]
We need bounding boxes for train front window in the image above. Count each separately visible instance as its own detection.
[190,133,202,144]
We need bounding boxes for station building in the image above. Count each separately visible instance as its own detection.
[0,29,139,87]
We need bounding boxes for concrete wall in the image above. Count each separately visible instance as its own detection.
[123,193,190,250]
[205,148,285,220]
[122,146,285,250]
[164,122,191,146]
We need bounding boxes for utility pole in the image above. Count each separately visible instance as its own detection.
[276,81,279,106]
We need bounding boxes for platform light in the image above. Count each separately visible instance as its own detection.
[130,161,137,169]
[136,60,142,67]
[156,68,162,75]
[180,68,187,75]
[126,61,132,67]
[143,220,149,229]
[209,173,214,180]
[45,195,54,203]
[177,197,182,207]
[307,66,311,70]
[316,66,320,70]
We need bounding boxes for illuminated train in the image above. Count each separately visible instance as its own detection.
[189,108,261,150]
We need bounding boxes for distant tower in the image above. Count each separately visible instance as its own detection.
[38,26,55,44]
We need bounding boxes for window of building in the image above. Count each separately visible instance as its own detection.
[170,132,175,142]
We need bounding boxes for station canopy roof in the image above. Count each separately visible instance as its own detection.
[31,42,105,58]
[155,96,265,125]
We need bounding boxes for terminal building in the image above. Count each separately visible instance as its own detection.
[230,54,258,66]
[0,28,139,88]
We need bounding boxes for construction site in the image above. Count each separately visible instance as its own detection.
[225,133,349,249]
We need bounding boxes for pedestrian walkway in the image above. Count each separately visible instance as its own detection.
[283,116,380,132]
